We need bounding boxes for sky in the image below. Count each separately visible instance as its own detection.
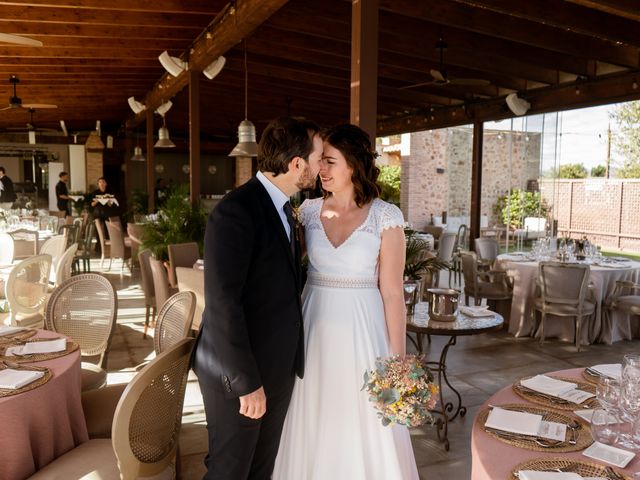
[486,104,623,171]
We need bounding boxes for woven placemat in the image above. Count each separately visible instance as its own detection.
[0,338,79,364]
[513,376,599,410]
[0,328,37,345]
[509,456,632,479]
[477,403,592,452]
[0,363,52,398]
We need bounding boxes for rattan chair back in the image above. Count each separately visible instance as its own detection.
[112,338,195,479]
[0,232,14,265]
[5,254,52,327]
[54,243,78,286]
[154,291,196,354]
[45,273,117,367]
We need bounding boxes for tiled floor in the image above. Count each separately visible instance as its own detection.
[99,262,640,480]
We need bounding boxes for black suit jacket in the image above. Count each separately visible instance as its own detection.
[193,177,304,399]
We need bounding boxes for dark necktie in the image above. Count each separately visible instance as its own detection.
[283,201,296,258]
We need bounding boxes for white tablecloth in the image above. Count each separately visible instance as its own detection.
[497,256,640,344]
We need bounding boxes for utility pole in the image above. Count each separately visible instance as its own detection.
[606,120,611,179]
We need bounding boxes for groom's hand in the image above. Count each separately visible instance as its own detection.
[239,386,266,419]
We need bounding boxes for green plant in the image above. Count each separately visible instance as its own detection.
[493,189,550,229]
[378,165,401,206]
[590,164,606,177]
[557,163,588,179]
[125,188,149,222]
[404,228,449,280]
[141,184,207,261]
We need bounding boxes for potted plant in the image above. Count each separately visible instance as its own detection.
[404,228,450,303]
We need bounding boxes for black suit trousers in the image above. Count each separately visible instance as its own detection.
[200,376,295,480]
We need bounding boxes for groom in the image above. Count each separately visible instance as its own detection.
[193,117,322,479]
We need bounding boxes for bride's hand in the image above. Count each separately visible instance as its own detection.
[239,386,267,419]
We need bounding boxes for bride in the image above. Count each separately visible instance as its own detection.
[273,124,419,479]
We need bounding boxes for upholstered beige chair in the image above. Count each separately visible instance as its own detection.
[29,338,195,480]
[94,219,110,268]
[126,223,146,270]
[176,266,205,331]
[0,232,14,265]
[421,225,444,250]
[607,280,640,317]
[45,273,117,391]
[533,262,595,351]
[39,235,67,283]
[53,244,78,288]
[138,250,156,339]
[154,291,196,354]
[105,217,132,273]
[167,242,200,288]
[5,254,52,328]
[434,231,456,287]
[149,257,178,316]
[460,251,513,307]
[9,228,38,259]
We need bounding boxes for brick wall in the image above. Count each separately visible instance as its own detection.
[540,178,640,251]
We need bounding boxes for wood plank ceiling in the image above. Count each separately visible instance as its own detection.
[0,0,639,151]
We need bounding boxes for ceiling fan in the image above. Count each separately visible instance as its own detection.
[0,33,42,47]
[402,38,491,90]
[1,75,58,111]
[6,108,58,133]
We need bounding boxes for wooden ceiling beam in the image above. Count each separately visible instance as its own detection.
[0,0,222,13]
[378,0,639,68]
[127,0,289,129]
[0,5,216,27]
[377,70,640,136]
[0,21,201,39]
[563,0,640,22]
[451,0,640,48]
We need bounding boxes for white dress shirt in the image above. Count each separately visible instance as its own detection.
[256,171,292,241]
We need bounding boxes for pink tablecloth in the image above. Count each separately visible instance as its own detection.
[471,368,640,479]
[0,329,88,480]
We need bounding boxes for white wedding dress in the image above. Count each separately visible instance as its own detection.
[273,198,419,480]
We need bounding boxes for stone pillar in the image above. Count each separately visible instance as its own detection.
[85,131,104,189]
[235,156,252,187]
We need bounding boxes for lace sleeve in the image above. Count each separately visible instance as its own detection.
[298,199,312,226]
[378,201,405,234]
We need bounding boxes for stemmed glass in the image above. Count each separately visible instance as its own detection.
[616,354,640,450]
[403,281,418,315]
[594,377,621,445]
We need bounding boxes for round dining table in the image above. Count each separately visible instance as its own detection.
[0,329,88,480]
[497,255,640,344]
[471,367,640,479]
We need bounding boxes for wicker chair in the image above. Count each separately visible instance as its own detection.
[45,273,117,391]
[9,228,38,259]
[39,235,67,283]
[104,217,132,273]
[167,242,200,288]
[154,291,196,354]
[533,262,595,351]
[5,254,52,328]
[138,250,156,339]
[94,219,110,268]
[0,232,14,265]
[53,244,78,287]
[28,338,195,480]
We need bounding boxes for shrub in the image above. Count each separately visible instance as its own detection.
[493,189,550,229]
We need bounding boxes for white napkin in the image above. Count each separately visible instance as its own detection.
[0,326,25,337]
[521,375,577,396]
[518,472,585,480]
[459,306,494,318]
[0,368,45,389]
[485,407,542,436]
[7,338,66,356]
[589,364,621,380]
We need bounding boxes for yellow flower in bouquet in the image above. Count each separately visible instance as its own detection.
[362,354,438,427]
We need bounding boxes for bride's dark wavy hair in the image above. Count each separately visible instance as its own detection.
[321,124,380,207]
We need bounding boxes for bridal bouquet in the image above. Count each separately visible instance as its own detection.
[362,354,438,427]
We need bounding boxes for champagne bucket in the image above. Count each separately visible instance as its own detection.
[426,288,460,322]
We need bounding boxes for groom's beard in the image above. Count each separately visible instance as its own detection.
[295,161,316,191]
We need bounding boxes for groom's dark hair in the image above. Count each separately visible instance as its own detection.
[258,117,319,176]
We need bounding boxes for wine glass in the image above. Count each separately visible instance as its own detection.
[591,408,619,445]
[403,281,418,315]
[597,377,621,412]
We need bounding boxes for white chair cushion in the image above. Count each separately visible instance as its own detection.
[81,362,107,391]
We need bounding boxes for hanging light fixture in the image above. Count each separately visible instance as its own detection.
[229,40,258,157]
[131,130,145,161]
[154,100,175,148]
